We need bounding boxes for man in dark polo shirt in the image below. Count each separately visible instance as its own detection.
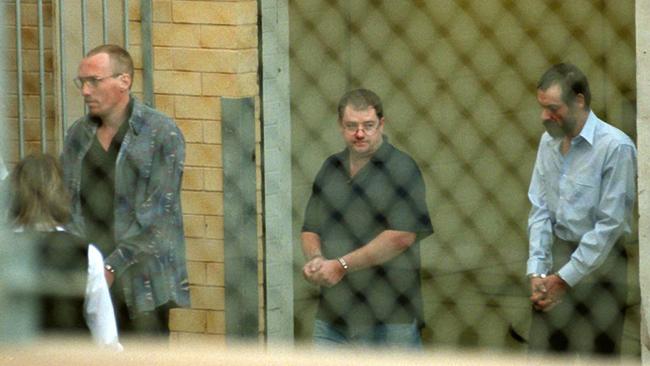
[61,44,189,335]
[301,88,434,347]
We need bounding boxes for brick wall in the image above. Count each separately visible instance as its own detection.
[1,0,261,343]
[127,0,260,343]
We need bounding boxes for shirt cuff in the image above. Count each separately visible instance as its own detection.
[526,259,550,277]
[104,249,133,277]
[556,261,584,287]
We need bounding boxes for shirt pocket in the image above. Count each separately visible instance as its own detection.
[565,175,599,213]
[123,137,154,180]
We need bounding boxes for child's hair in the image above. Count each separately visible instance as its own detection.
[8,153,71,229]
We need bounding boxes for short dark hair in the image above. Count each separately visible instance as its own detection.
[8,153,71,229]
[337,88,384,120]
[537,63,591,110]
[86,44,134,81]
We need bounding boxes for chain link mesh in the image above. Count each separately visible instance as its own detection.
[0,0,640,357]
[289,0,639,354]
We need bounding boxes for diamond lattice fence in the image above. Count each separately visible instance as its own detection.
[289,0,638,354]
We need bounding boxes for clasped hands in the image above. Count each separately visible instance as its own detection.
[302,255,345,287]
[530,274,567,312]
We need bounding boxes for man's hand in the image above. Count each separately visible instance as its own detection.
[531,274,567,312]
[311,259,346,287]
[302,257,346,287]
[104,268,115,287]
[303,255,325,285]
[529,276,547,309]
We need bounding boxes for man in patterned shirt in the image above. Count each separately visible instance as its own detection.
[62,44,189,335]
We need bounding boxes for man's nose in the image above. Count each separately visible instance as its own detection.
[81,83,92,96]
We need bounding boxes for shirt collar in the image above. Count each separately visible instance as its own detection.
[576,110,597,146]
[371,135,391,162]
[126,95,146,135]
[337,135,391,168]
[84,94,139,134]
[545,110,597,151]
[114,97,134,142]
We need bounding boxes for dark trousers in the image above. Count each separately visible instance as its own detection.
[111,279,175,338]
[528,237,630,355]
[113,299,175,337]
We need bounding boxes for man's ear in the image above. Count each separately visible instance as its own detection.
[119,74,132,91]
[575,93,586,110]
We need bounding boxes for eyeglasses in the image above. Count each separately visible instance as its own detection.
[342,122,380,135]
[73,73,121,89]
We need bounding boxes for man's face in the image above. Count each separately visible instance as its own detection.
[339,105,384,158]
[76,53,128,118]
[536,83,578,139]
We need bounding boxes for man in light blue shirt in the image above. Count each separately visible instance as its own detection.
[526,63,636,355]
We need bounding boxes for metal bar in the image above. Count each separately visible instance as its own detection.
[222,97,259,340]
[81,0,88,115]
[257,0,268,342]
[123,0,129,47]
[102,0,108,44]
[37,0,46,153]
[58,0,67,140]
[15,0,25,158]
[140,0,154,106]
[81,0,88,56]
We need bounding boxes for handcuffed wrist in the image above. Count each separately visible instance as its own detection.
[527,273,547,279]
[553,272,569,286]
[337,257,349,271]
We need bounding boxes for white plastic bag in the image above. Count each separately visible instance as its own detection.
[84,244,123,351]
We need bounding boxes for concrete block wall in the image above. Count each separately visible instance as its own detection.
[637,1,650,361]
[260,0,293,343]
[126,0,260,344]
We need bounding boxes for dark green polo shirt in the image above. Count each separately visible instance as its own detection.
[302,138,433,336]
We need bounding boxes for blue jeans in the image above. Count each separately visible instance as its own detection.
[313,319,422,349]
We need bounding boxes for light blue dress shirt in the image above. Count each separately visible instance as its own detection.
[527,111,637,287]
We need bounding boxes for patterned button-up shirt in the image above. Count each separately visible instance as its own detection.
[61,96,190,316]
